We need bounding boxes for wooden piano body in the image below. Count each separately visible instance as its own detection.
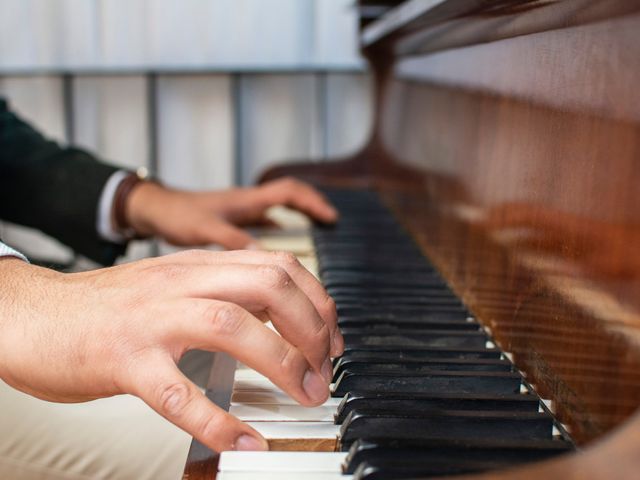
[184,1,640,478]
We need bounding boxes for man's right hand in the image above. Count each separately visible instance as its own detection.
[0,250,341,452]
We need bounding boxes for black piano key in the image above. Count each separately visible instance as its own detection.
[332,296,464,308]
[334,353,506,370]
[331,371,522,397]
[316,220,399,229]
[314,232,406,242]
[337,316,474,330]
[333,362,511,383]
[315,241,422,252]
[344,437,573,473]
[320,262,434,274]
[316,244,422,254]
[323,275,446,290]
[334,391,540,424]
[351,460,477,480]
[313,229,406,237]
[332,358,513,382]
[327,286,454,296]
[337,347,502,362]
[351,458,517,480]
[337,319,476,330]
[334,294,462,304]
[322,270,437,279]
[336,311,470,323]
[318,256,425,266]
[339,409,555,445]
[329,286,455,296]
[338,305,470,317]
[341,329,488,349]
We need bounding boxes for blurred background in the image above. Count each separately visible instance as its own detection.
[0,0,373,265]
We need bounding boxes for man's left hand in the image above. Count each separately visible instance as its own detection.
[124,177,338,249]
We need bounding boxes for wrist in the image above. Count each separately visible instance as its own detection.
[125,181,173,238]
[110,170,167,239]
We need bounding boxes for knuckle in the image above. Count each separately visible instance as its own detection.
[310,321,331,350]
[277,344,302,380]
[323,294,337,316]
[258,264,292,291]
[281,176,298,187]
[272,176,298,192]
[199,412,224,441]
[158,382,192,417]
[273,251,299,269]
[209,303,244,337]
[315,293,337,326]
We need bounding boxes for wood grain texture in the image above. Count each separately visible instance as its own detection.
[377,18,640,444]
[267,438,337,452]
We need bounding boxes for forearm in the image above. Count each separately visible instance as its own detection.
[0,99,125,265]
[0,257,63,397]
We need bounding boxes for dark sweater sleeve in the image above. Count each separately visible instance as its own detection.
[0,98,127,265]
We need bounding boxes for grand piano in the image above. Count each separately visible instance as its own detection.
[183,1,640,478]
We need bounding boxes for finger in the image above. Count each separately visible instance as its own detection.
[127,352,268,452]
[198,219,260,250]
[174,299,330,406]
[152,250,342,356]
[159,263,331,376]
[253,215,280,228]
[259,177,338,224]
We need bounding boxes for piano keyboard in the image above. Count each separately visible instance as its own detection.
[215,189,575,479]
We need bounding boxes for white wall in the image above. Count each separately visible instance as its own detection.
[0,0,363,70]
[0,0,373,267]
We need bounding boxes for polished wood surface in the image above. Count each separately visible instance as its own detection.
[379,77,640,443]
[184,1,640,478]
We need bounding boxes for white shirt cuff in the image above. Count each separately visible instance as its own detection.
[96,170,130,244]
[0,241,29,262]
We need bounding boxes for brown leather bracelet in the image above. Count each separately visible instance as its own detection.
[113,172,145,238]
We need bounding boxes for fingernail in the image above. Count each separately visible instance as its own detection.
[303,369,329,403]
[321,357,333,383]
[332,328,345,356]
[235,434,268,451]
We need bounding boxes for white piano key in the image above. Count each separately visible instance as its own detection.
[233,378,288,392]
[258,235,314,255]
[297,255,319,277]
[264,206,312,229]
[234,378,335,401]
[231,391,342,406]
[247,422,340,439]
[219,451,346,472]
[218,472,350,480]
[230,403,336,421]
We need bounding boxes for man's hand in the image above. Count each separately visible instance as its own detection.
[125,177,338,249]
[0,250,342,452]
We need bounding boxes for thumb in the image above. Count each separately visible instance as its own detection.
[128,353,268,452]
